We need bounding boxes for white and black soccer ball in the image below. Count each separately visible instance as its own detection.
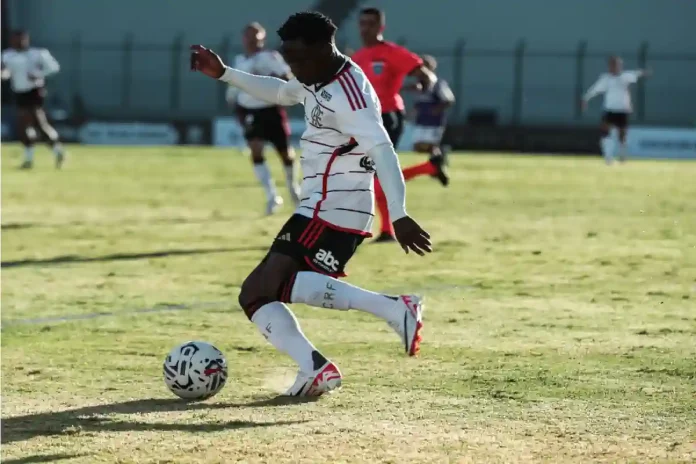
[163,341,228,400]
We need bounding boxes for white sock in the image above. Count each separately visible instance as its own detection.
[24,146,35,162]
[290,272,401,324]
[251,302,317,373]
[283,163,298,191]
[52,143,64,157]
[252,162,277,201]
[600,136,614,163]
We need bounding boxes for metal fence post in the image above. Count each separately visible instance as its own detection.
[71,34,82,102]
[218,36,230,112]
[637,41,648,122]
[574,40,587,120]
[452,39,465,122]
[170,34,183,111]
[512,39,526,125]
[121,34,134,109]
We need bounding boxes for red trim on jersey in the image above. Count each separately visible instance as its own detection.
[345,72,367,109]
[340,74,364,110]
[338,76,357,111]
[303,256,347,278]
[313,216,373,237]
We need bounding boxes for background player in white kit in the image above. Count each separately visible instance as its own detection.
[191,12,431,397]
[1,30,65,169]
[582,55,651,164]
[228,22,301,215]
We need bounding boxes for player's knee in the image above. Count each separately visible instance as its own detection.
[238,272,284,319]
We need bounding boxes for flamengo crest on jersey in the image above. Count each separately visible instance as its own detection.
[279,61,391,235]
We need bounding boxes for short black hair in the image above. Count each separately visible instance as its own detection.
[277,11,337,44]
[360,7,385,23]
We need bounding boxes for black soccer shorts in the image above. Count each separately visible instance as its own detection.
[602,111,629,129]
[237,105,290,152]
[270,214,365,278]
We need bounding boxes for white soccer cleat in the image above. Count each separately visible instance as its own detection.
[388,295,424,356]
[266,195,284,216]
[285,359,342,397]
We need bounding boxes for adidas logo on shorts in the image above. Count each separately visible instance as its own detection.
[277,233,291,242]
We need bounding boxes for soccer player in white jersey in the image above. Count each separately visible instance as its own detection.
[1,30,65,169]
[191,12,430,397]
[228,22,301,214]
[582,56,650,164]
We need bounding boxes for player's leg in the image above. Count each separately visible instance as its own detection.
[242,108,281,214]
[16,106,36,169]
[269,108,301,205]
[616,115,629,162]
[32,106,65,169]
[411,127,449,186]
[276,223,424,356]
[599,113,616,164]
[237,216,342,396]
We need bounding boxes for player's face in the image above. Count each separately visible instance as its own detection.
[243,27,263,52]
[280,39,326,85]
[12,33,29,50]
[359,13,382,43]
[609,57,622,74]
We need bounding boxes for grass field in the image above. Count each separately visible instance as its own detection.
[2,144,695,463]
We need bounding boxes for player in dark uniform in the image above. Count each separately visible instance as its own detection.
[1,30,65,169]
[411,55,455,165]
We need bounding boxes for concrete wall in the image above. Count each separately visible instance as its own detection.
[8,0,696,124]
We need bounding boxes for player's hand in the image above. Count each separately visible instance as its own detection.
[393,216,432,256]
[190,45,226,79]
[643,68,653,77]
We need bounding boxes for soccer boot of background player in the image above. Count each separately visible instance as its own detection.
[428,153,450,187]
[19,160,33,170]
[285,351,342,397]
[55,150,66,169]
[288,185,301,207]
[266,195,284,216]
[386,295,424,356]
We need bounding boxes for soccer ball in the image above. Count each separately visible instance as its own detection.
[163,341,228,400]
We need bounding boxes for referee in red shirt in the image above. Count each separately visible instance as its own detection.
[353,7,449,242]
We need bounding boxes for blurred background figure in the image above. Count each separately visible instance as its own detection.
[582,55,650,164]
[2,29,65,169]
[226,22,300,215]
[410,54,455,165]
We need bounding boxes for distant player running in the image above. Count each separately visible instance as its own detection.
[582,56,650,164]
[411,55,455,162]
[352,7,448,242]
[228,22,301,214]
[191,12,429,397]
[1,30,65,169]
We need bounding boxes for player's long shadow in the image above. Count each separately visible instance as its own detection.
[3,453,88,464]
[1,245,268,269]
[1,396,316,444]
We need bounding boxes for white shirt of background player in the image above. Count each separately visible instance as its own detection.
[1,48,60,93]
[583,70,644,113]
[225,51,291,109]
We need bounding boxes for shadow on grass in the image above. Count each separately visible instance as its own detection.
[1,396,316,444]
[1,245,268,269]
[3,453,88,464]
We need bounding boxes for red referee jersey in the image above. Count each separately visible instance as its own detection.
[352,41,423,114]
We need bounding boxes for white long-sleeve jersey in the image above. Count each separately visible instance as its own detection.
[220,60,407,235]
[227,50,291,109]
[1,47,60,93]
[583,71,642,113]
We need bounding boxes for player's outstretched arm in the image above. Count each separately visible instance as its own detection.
[190,45,300,106]
[37,50,60,78]
[368,143,432,256]
[581,75,607,110]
